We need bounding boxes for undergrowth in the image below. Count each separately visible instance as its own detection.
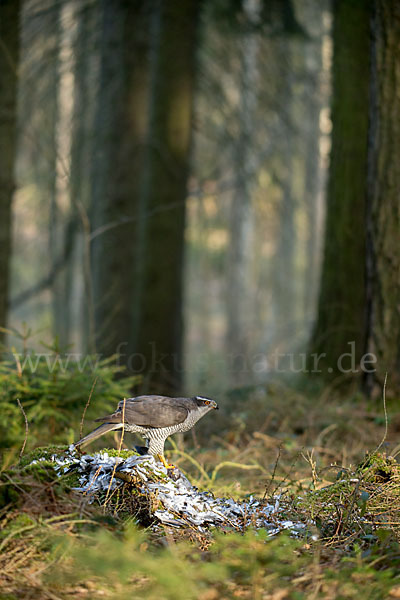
[0,328,138,458]
[2,340,400,598]
[2,440,400,598]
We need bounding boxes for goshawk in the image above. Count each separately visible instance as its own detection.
[74,395,218,468]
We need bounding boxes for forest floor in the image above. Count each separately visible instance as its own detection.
[2,379,400,599]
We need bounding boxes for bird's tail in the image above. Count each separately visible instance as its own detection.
[74,423,120,448]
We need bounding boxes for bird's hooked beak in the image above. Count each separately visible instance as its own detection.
[194,395,219,410]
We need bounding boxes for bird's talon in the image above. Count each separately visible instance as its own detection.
[157,454,175,470]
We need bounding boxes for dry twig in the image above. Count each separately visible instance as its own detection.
[17,399,29,459]
[79,376,98,439]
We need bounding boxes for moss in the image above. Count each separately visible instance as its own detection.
[21,461,59,483]
[358,452,398,483]
[19,445,69,468]
[295,479,356,522]
[0,446,81,510]
[5,513,36,531]
[0,477,21,510]
[58,469,82,489]
[100,448,140,459]
[0,513,37,541]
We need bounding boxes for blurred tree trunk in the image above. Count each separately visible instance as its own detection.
[46,3,64,346]
[135,0,200,393]
[70,1,100,352]
[90,0,151,358]
[275,133,296,327]
[302,35,323,325]
[227,0,259,386]
[364,0,400,395]
[271,42,297,346]
[308,0,371,377]
[0,0,20,345]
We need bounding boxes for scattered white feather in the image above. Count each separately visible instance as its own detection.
[35,448,307,536]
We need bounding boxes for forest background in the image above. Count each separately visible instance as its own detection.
[3,0,398,398]
[1,0,400,598]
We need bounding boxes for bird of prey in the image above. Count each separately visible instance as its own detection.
[74,395,218,469]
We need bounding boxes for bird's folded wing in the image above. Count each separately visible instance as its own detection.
[95,395,190,428]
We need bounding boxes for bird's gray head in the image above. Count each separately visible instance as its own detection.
[192,396,218,411]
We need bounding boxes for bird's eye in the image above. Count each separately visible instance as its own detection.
[204,400,210,405]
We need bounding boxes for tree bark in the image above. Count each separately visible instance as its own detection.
[308,0,371,377]
[70,0,100,352]
[135,0,200,393]
[364,0,400,395]
[46,2,64,346]
[90,0,151,359]
[302,28,324,325]
[270,39,297,348]
[0,0,20,344]
[226,0,259,386]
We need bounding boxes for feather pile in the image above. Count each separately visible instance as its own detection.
[32,448,307,536]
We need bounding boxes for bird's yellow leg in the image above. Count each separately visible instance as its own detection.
[157,454,175,469]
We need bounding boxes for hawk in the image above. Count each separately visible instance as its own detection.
[74,395,218,469]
